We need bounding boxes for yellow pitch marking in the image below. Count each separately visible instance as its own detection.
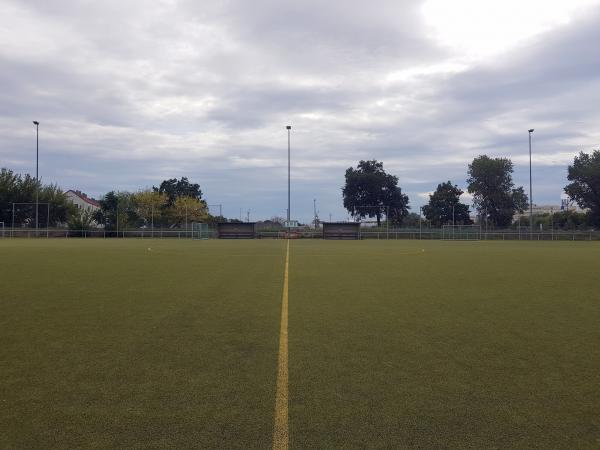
[273,240,290,450]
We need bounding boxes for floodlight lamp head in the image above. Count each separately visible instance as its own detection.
[33,121,39,125]
[528,128,534,133]
[286,125,291,130]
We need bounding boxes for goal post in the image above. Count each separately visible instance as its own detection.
[11,202,51,237]
[191,222,209,240]
[442,224,482,240]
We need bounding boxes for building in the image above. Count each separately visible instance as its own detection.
[513,203,589,223]
[65,190,101,213]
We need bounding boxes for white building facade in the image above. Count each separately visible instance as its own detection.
[65,190,101,213]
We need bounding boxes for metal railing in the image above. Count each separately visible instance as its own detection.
[1,227,598,241]
[2,228,217,239]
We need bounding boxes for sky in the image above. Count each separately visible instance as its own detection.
[1,0,600,222]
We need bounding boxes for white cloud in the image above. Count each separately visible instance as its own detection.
[422,0,600,60]
[1,0,599,220]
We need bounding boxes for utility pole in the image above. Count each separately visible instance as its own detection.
[286,125,291,228]
[528,128,534,240]
[419,206,422,240]
[33,121,39,235]
[452,204,455,239]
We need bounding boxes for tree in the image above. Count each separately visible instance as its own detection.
[167,196,208,228]
[342,160,409,226]
[422,181,471,227]
[68,209,95,231]
[550,210,590,230]
[94,191,138,230]
[0,167,73,226]
[401,212,423,228]
[467,155,528,227]
[153,177,203,205]
[39,183,73,226]
[134,190,168,227]
[564,150,600,226]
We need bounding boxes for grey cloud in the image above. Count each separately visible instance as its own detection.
[1,0,600,221]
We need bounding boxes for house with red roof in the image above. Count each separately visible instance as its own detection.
[65,190,101,214]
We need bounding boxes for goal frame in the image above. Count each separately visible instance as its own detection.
[11,202,51,237]
[191,222,209,240]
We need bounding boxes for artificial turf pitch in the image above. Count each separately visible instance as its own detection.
[0,239,598,449]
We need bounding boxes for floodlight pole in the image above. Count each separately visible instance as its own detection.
[386,205,389,240]
[419,206,422,240]
[286,125,291,229]
[528,129,534,240]
[452,204,455,239]
[33,121,39,236]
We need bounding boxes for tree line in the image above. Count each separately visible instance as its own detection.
[1,148,598,231]
[91,178,208,231]
[0,172,236,230]
[342,150,600,229]
[0,168,72,226]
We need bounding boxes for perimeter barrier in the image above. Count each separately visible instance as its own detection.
[2,227,599,241]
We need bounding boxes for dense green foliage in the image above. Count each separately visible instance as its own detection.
[516,210,592,230]
[0,168,73,226]
[94,183,209,230]
[422,181,471,226]
[467,155,528,227]
[565,150,600,226]
[67,209,95,231]
[398,212,423,228]
[343,160,409,226]
[153,177,204,205]
[93,191,138,230]
[1,239,598,448]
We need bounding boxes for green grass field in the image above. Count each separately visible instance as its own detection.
[1,239,599,449]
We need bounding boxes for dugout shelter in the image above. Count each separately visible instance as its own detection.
[322,222,360,240]
[217,222,256,239]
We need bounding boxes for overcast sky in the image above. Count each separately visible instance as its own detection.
[1,0,600,222]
